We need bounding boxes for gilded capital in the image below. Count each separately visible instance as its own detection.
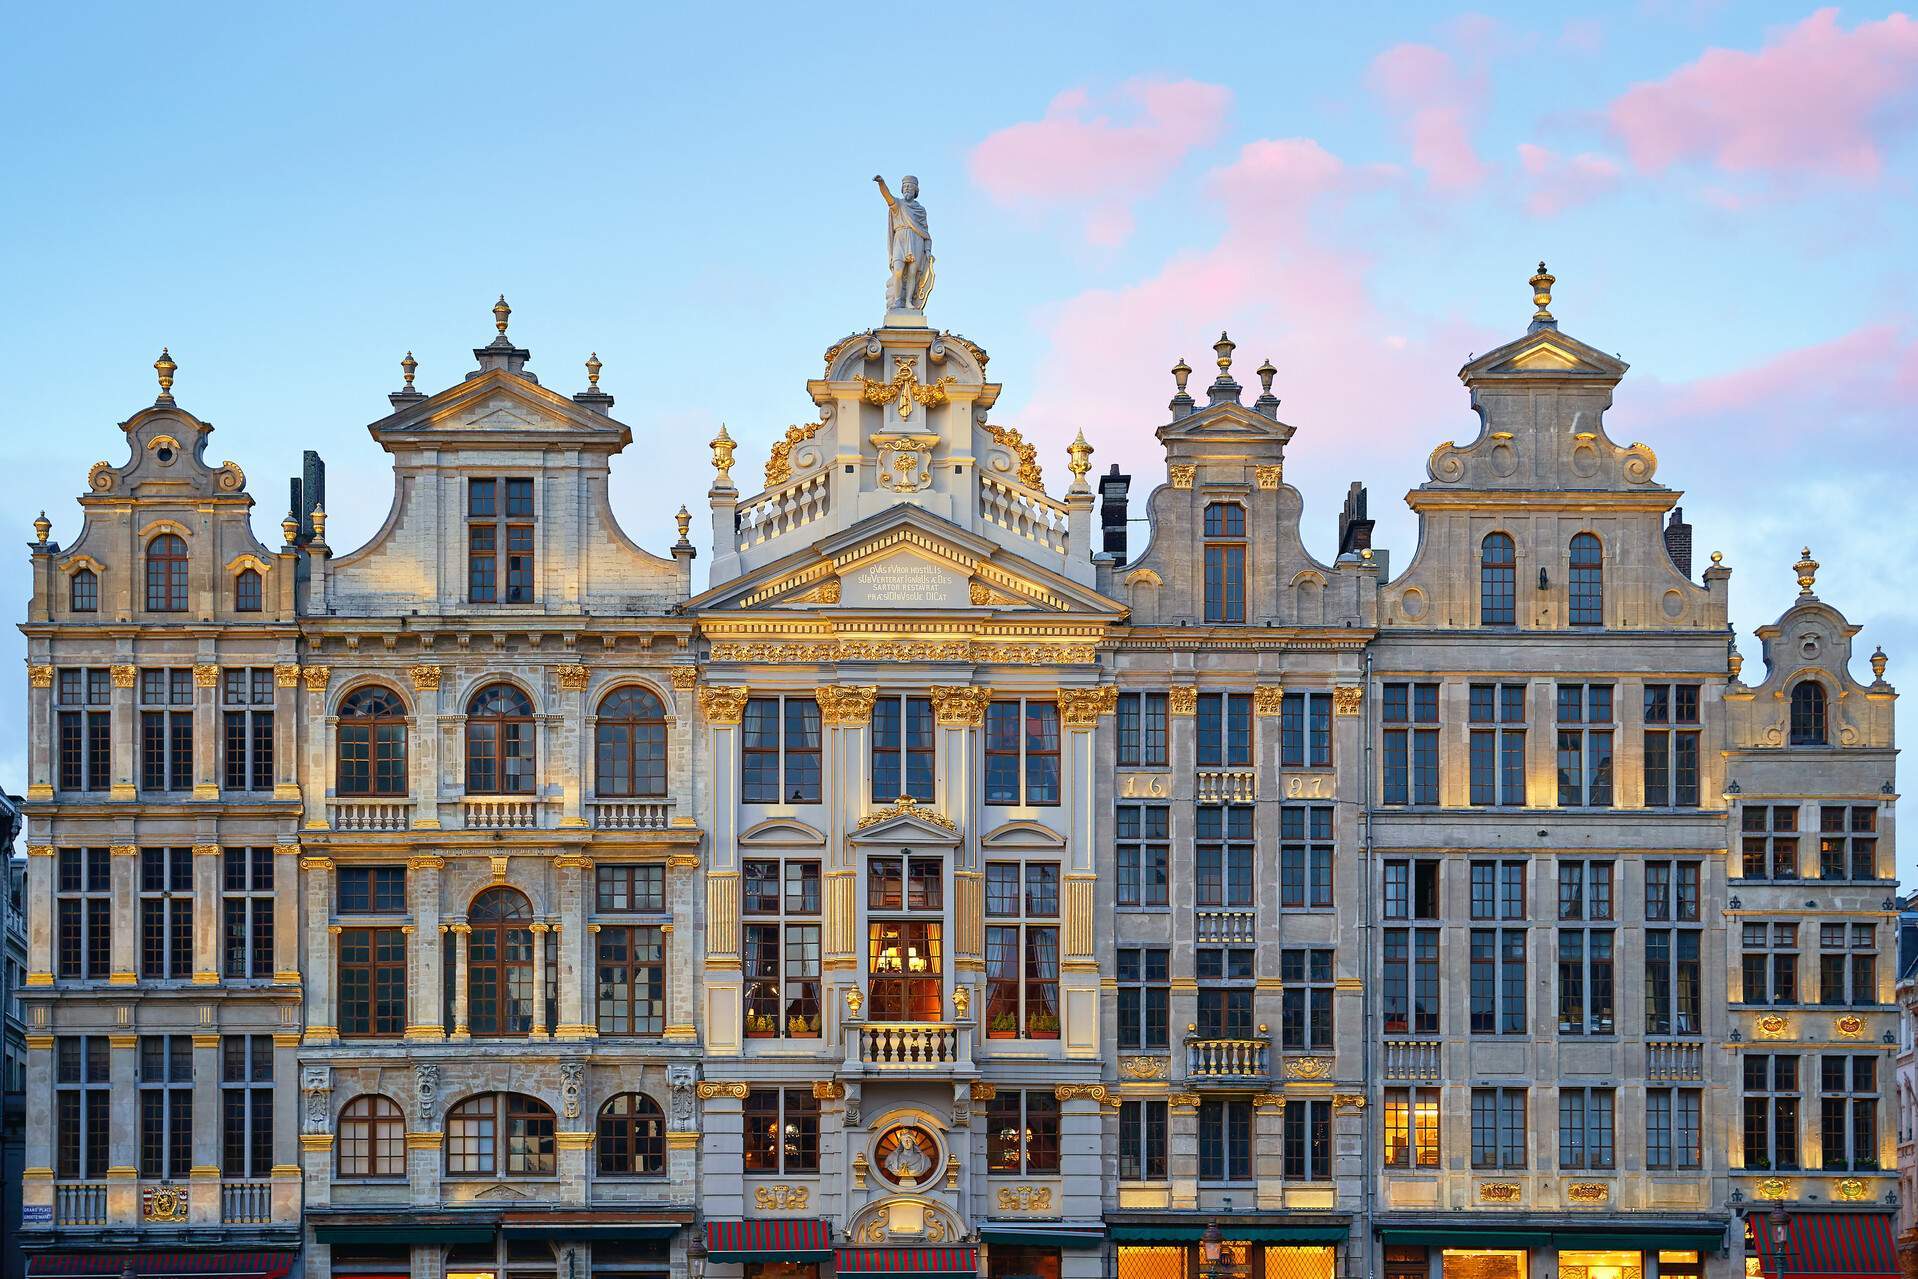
[111,665,137,689]
[192,844,222,858]
[669,665,700,690]
[193,664,220,688]
[1057,685,1118,730]
[1169,464,1196,490]
[1168,686,1198,716]
[698,685,751,726]
[816,685,878,727]
[109,844,138,859]
[302,666,332,693]
[274,664,301,687]
[1255,465,1283,490]
[929,685,991,727]
[695,1081,750,1100]
[556,664,590,692]
[1333,684,1363,716]
[27,665,53,688]
[408,665,442,691]
[1253,684,1285,716]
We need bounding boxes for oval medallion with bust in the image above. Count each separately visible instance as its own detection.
[873,1124,940,1188]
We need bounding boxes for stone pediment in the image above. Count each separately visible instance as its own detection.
[1156,399,1296,446]
[368,368,632,451]
[1461,328,1628,383]
[688,505,1125,617]
[850,797,962,846]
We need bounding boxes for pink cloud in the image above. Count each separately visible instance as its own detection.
[1609,8,1918,180]
[1367,43,1489,192]
[968,79,1231,245]
[1516,143,1623,215]
[1630,323,1918,430]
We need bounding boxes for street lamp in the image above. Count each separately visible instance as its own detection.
[1766,1203,1792,1275]
[1201,1221,1224,1279]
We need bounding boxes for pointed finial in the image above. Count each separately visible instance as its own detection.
[1794,546,1819,596]
[1214,332,1236,374]
[493,294,511,336]
[1530,261,1556,324]
[1728,641,1744,682]
[1256,358,1277,397]
[33,511,51,545]
[710,425,737,485]
[1870,645,1888,682]
[154,347,177,402]
[674,505,692,545]
[310,504,327,542]
[401,351,417,387]
[281,511,300,546]
[586,352,602,387]
[1171,357,1191,394]
[1067,430,1094,485]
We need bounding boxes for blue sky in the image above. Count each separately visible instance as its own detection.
[3,2,1912,860]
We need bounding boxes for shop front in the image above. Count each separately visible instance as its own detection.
[314,1210,687,1279]
[25,1253,301,1279]
[1110,1221,1350,1279]
[1744,1209,1898,1279]
[1377,1226,1725,1279]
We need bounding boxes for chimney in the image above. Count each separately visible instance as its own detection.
[1664,506,1693,579]
[1098,465,1131,560]
[289,452,326,545]
[1337,482,1374,556]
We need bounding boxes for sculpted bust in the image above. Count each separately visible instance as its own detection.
[874,175,935,313]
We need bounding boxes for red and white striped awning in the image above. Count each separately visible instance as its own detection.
[29,1255,296,1279]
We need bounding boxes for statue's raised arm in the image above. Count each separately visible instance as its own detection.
[873,174,896,208]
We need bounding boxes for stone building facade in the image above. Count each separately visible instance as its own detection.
[13,210,1901,1279]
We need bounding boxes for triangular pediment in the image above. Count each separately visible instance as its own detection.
[850,798,962,846]
[1463,328,1629,382]
[688,504,1126,617]
[1156,400,1296,445]
[367,368,633,450]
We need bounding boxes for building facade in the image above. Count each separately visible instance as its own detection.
[14,202,1901,1279]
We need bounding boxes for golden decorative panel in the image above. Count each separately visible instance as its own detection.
[969,1082,997,1101]
[706,874,739,956]
[755,1183,811,1210]
[1119,1055,1168,1080]
[1053,1084,1111,1103]
[858,795,957,832]
[983,424,1044,489]
[1834,1014,1865,1038]
[1170,465,1195,489]
[143,1184,189,1222]
[812,1081,845,1101]
[1754,1013,1790,1039]
[1835,1177,1870,1201]
[695,1081,749,1100]
[996,1185,1053,1212]
[1565,1182,1610,1204]
[554,663,590,692]
[669,666,699,690]
[1285,1056,1333,1079]
[1250,1093,1287,1110]
[1755,1177,1791,1201]
[1332,1093,1367,1113]
[1478,1182,1522,1203]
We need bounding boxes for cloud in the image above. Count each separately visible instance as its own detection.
[1609,8,1918,180]
[1516,143,1623,215]
[1367,43,1489,192]
[968,79,1231,246]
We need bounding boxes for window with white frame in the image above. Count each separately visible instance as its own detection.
[742,858,821,1038]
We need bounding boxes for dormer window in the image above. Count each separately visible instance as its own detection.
[234,568,262,613]
[1790,681,1827,746]
[70,569,98,613]
[145,534,188,612]
[1203,502,1246,624]
[1480,533,1516,625]
[468,477,534,603]
[1568,533,1603,626]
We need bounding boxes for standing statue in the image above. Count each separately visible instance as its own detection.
[874,174,935,313]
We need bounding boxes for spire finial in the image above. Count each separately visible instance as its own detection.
[493,294,511,336]
[1067,430,1094,486]
[674,505,692,545]
[585,352,602,387]
[401,351,417,387]
[281,510,300,546]
[1794,546,1819,596]
[154,347,177,403]
[1214,331,1236,374]
[1256,358,1277,397]
[710,424,737,486]
[1530,261,1556,325]
[1171,357,1191,395]
[310,504,328,543]
[1870,645,1888,682]
[33,511,51,545]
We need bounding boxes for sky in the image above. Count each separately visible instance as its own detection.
[2,2,1913,863]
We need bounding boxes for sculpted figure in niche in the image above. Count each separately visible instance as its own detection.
[874,175,935,312]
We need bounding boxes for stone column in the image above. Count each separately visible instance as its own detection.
[666,1065,699,1207]
[109,844,138,986]
[21,1035,53,1217]
[699,686,749,1055]
[664,855,701,1042]
[274,663,301,800]
[696,1082,747,1221]
[558,665,590,827]
[106,1033,138,1225]
[189,1032,222,1223]
[27,663,52,797]
[270,1033,302,1222]
[930,687,987,995]
[193,843,222,986]
[449,924,472,1039]
[302,857,336,1043]
[553,855,593,1040]
[110,663,136,800]
[818,686,876,1031]
[24,844,54,985]
[408,665,443,829]
[274,841,301,986]
[409,856,445,1040]
[410,1062,443,1206]
[1055,1087,1106,1221]
[529,922,551,1039]
[300,1064,335,1211]
[1058,687,1113,1060]
[193,662,220,799]
[301,666,331,828]
[1253,1093,1287,1209]
[1167,1090,1200,1209]
[555,1059,589,1201]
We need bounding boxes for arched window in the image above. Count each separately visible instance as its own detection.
[468,888,536,1036]
[466,684,535,795]
[1790,680,1827,745]
[338,686,409,796]
[596,687,667,798]
[1568,533,1602,627]
[597,1093,666,1176]
[337,1094,405,1179]
[1480,532,1516,625]
[70,569,97,613]
[234,568,262,613]
[446,1092,554,1177]
[1203,502,1247,624]
[145,534,188,612]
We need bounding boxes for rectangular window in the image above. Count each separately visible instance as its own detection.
[1741,922,1799,1006]
[985,700,1060,805]
[1196,693,1253,768]
[221,1034,274,1178]
[1645,928,1703,1036]
[337,866,406,914]
[1819,1054,1878,1171]
[1279,805,1334,909]
[1743,1054,1800,1170]
[138,1034,193,1180]
[1558,1087,1616,1170]
[55,847,111,980]
[1557,928,1615,1036]
[595,867,667,1036]
[743,1088,818,1173]
[1646,1087,1703,1170]
[1117,948,1170,1050]
[1742,806,1801,880]
[1470,1087,1528,1169]
[1198,1098,1253,1182]
[1117,692,1169,767]
[1470,860,1527,920]
[1470,927,1527,1035]
[1384,1087,1441,1169]
[1195,805,1253,908]
[1644,860,1701,922]
[985,861,1060,1040]
[872,694,934,803]
[1383,927,1440,1034]
[55,668,111,793]
[468,476,535,603]
[140,846,194,981]
[1382,682,1439,805]
[221,847,274,980]
[742,696,823,805]
[1196,948,1255,1039]
[595,864,666,914]
[1469,682,1527,807]
[1203,504,1248,624]
[1119,1099,1169,1181]
[1643,683,1701,807]
[138,668,193,793]
[1115,804,1170,908]
[1383,859,1440,921]
[1281,691,1332,768]
[1819,923,1878,1007]
[55,1036,110,1179]
[1284,1098,1332,1181]
[743,858,822,1038]
[1819,806,1879,881]
[338,927,407,1037]
[1280,948,1334,1050]
[220,668,275,792]
[867,852,943,1022]
[1555,683,1615,806]
[987,1090,1061,1174]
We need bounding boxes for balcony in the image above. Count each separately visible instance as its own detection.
[54,1182,106,1226]
[590,798,676,831]
[1382,1039,1443,1080]
[1196,770,1256,803]
[1196,910,1256,943]
[328,799,414,832]
[1185,1032,1270,1081]
[1646,1040,1704,1081]
[221,1180,274,1224]
[845,1020,974,1072]
[463,798,541,829]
